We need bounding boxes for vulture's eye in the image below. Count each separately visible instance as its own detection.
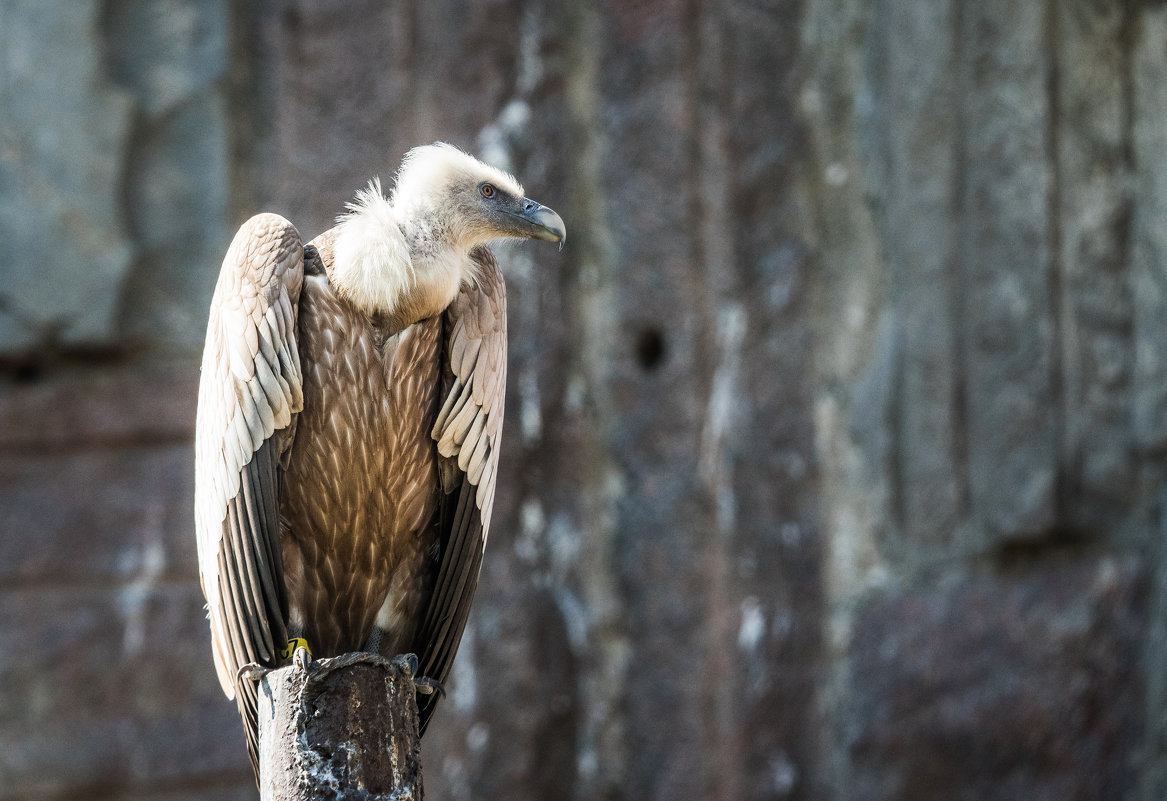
[480,183,496,199]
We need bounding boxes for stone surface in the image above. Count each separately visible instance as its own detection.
[958,0,1058,542]
[0,0,232,358]
[847,554,1144,801]
[1133,6,1167,457]
[0,364,199,583]
[0,364,244,800]
[103,0,228,117]
[0,0,134,354]
[864,0,965,555]
[0,363,198,449]
[106,0,232,351]
[0,445,197,584]
[1055,0,1135,521]
[118,89,230,350]
[0,584,249,797]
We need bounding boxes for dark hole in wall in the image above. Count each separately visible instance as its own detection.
[10,360,42,384]
[988,527,1097,572]
[282,3,302,31]
[635,325,666,372]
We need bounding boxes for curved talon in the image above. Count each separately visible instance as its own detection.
[237,662,272,683]
[414,676,446,697]
[388,653,442,695]
[293,646,313,672]
[393,653,419,678]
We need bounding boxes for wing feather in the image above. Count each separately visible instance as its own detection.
[433,376,466,433]
[414,247,508,733]
[457,334,482,378]
[194,213,304,774]
[440,388,482,455]
[457,410,487,473]
[465,424,492,484]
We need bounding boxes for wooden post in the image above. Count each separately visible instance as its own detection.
[256,651,424,800]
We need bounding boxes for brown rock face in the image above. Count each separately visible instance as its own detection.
[847,555,1144,801]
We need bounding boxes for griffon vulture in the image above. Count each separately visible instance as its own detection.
[194,143,565,774]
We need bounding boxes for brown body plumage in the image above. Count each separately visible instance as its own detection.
[193,144,564,779]
[282,229,446,658]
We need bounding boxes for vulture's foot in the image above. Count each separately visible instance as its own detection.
[414,676,446,697]
[236,661,274,692]
[391,653,445,696]
[393,652,419,678]
[292,645,313,672]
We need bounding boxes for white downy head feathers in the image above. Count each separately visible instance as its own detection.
[331,143,525,319]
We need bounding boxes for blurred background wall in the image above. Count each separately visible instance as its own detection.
[2,1,1165,799]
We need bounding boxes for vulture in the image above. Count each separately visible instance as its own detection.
[193,143,565,774]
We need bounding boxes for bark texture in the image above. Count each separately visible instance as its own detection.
[1,2,1167,800]
[255,653,423,801]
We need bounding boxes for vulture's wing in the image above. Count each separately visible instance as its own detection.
[194,213,305,767]
[415,246,508,731]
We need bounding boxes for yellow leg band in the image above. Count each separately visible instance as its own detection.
[280,637,312,659]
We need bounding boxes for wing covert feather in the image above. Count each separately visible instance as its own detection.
[432,247,507,530]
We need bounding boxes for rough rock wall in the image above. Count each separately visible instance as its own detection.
[0,0,231,357]
[1,1,1165,800]
[804,1,1156,798]
[0,2,254,799]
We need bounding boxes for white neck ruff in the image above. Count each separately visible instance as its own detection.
[330,180,465,321]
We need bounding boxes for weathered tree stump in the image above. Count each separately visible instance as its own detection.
[256,651,424,800]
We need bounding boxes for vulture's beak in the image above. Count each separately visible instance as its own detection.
[509,199,567,251]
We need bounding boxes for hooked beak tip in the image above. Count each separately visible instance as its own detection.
[517,199,566,249]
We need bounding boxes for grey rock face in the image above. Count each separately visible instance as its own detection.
[0,1,134,353]
[0,0,230,358]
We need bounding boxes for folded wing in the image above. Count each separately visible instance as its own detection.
[193,213,305,768]
[415,245,508,732]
